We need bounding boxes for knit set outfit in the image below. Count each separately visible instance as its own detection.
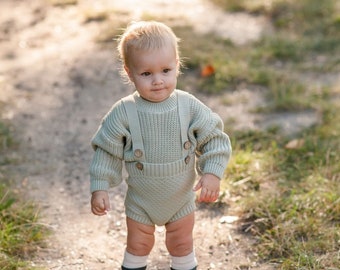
[90,89,231,226]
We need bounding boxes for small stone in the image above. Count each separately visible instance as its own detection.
[219,216,239,224]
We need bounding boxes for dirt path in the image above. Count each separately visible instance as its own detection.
[1,1,320,269]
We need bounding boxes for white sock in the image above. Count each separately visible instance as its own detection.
[170,251,197,270]
[122,250,148,268]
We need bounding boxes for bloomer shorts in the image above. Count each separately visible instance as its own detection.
[124,156,197,226]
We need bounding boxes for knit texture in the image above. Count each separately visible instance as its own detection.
[90,90,232,225]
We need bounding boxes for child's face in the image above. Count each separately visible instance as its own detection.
[125,45,178,103]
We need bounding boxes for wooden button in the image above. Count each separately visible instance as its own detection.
[134,149,143,158]
[184,156,190,164]
[136,162,143,170]
[183,141,191,150]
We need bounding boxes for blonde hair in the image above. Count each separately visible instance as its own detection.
[117,21,181,74]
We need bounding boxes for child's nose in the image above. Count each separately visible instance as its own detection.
[152,74,163,85]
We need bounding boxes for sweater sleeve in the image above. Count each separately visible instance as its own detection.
[188,96,232,179]
[89,101,129,193]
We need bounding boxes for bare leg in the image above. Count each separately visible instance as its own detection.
[126,217,155,256]
[165,212,195,256]
[165,213,197,269]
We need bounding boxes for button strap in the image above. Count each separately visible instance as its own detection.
[122,94,146,162]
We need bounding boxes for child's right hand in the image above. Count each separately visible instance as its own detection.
[91,190,110,216]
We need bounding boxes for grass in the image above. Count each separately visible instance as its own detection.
[0,119,49,269]
[0,185,49,270]
[224,92,339,267]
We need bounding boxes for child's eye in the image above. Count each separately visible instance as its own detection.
[163,68,171,73]
[141,72,151,76]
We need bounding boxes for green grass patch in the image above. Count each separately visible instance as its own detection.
[0,118,49,269]
[225,97,340,267]
[0,185,50,270]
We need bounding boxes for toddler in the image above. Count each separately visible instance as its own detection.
[90,21,232,270]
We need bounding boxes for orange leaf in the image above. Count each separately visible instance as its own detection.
[200,64,215,77]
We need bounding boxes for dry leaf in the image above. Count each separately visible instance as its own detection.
[200,64,215,77]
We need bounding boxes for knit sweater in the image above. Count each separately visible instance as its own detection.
[90,90,232,225]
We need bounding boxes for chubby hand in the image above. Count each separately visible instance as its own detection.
[91,190,110,216]
[193,173,220,202]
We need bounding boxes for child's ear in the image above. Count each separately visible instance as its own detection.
[124,65,133,81]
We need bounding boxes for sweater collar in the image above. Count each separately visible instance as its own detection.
[133,90,178,113]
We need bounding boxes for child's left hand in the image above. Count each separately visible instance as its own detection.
[193,173,220,202]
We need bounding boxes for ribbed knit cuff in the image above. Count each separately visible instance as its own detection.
[90,179,110,193]
[203,162,226,179]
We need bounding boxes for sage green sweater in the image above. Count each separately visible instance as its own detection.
[90,90,231,225]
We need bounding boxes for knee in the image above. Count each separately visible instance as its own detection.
[165,213,195,256]
[127,228,155,255]
[127,238,154,256]
[126,219,155,256]
[166,233,193,256]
